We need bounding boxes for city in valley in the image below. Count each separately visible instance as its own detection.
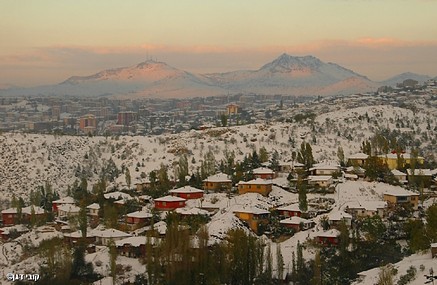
[1,1,437,285]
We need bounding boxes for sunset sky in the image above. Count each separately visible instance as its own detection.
[1,0,437,87]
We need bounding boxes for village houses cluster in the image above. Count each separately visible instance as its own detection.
[1,147,436,260]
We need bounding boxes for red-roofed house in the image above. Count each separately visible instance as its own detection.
[52,196,75,212]
[169,186,204,199]
[154,195,186,211]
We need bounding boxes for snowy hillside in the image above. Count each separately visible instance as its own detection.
[1,102,435,205]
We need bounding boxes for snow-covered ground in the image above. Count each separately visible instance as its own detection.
[0,101,436,283]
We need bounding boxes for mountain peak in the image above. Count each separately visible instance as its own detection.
[135,59,169,69]
[261,54,323,73]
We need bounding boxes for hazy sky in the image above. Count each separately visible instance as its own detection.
[1,0,437,86]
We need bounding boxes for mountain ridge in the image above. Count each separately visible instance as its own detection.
[0,54,433,98]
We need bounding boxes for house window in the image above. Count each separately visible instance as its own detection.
[162,202,166,206]
[257,185,261,189]
[179,202,183,206]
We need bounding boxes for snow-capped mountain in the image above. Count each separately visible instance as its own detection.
[380,72,432,87]
[0,60,226,98]
[0,54,387,98]
[205,54,379,96]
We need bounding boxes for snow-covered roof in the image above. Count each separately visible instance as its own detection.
[348,152,369,160]
[93,228,131,238]
[233,206,269,215]
[53,196,75,204]
[126,210,152,219]
[58,204,81,213]
[115,236,157,247]
[1,207,17,214]
[328,210,352,221]
[279,216,312,225]
[154,195,186,202]
[378,153,424,160]
[175,207,210,216]
[104,191,133,200]
[152,221,167,235]
[343,201,387,211]
[22,206,45,215]
[169,186,204,194]
[0,224,28,234]
[238,178,273,185]
[406,168,433,176]
[63,230,95,238]
[309,162,340,171]
[384,187,419,197]
[317,229,340,238]
[344,173,358,179]
[276,203,301,212]
[86,203,100,210]
[391,169,406,176]
[203,172,232,182]
[253,167,274,174]
[308,175,333,182]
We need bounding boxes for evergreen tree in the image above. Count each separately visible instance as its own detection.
[108,239,117,285]
[259,147,269,163]
[312,250,322,285]
[276,243,284,281]
[337,146,345,167]
[298,179,308,212]
[125,168,131,189]
[251,149,261,169]
[297,142,314,169]
[177,154,189,187]
[270,150,280,172]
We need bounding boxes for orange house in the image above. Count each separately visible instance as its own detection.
[233,207,270,234]
[203,173,232,192]
[238,178,273,197]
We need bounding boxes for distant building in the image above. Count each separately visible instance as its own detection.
[126,211,152,228]
[391,169,407,184]
[406,169,433,188]
[79,114,97,133]
[52,196,75,212]
[383,188,419,210]
[307,176,334,188]
[377,153,424,170]
[344,201,387,218]
[253,167,275,180]
[280,216,314,232]
[309,164,340,176]
[347,153,368,166]
[316,229,340,246]
[277,203,302,217]
[117,111,137,126]
[227,104,240,115]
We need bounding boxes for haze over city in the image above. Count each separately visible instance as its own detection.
[1,0,437,87]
